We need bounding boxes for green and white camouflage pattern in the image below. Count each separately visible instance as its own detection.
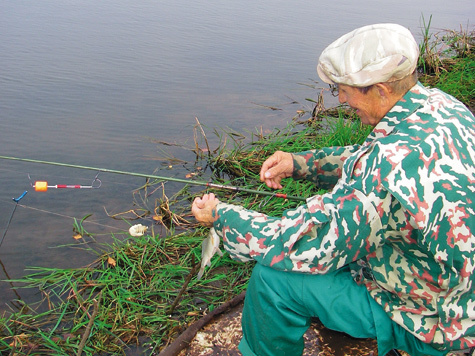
[213,83,475,352]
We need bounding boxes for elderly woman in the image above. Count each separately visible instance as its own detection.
[192,24,475,356]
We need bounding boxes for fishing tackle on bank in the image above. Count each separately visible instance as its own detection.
[0,155,306,202]
[28,173,102,192]
[0,190,28,248]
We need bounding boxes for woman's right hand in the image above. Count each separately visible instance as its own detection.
[259,151,294,189]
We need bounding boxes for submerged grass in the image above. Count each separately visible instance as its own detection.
[1,25,473,355]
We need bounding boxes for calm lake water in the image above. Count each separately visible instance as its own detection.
[0,0,473,322]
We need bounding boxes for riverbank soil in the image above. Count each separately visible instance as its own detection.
[178,302,410,356]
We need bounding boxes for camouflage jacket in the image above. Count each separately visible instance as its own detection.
[213,83,475,351]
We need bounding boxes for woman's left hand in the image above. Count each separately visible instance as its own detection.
[191,193,220,227]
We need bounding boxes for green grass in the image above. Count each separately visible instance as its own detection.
[1,232,252,355]
[417,17,474,110]
[420,55,474,110]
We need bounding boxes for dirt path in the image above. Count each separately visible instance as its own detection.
[177,302,409,356]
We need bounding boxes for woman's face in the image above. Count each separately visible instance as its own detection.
[338,84,387,126]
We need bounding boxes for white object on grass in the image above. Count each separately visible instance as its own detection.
[129,224,148,237]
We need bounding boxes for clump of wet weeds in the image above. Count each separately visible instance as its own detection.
[1,24,473,356]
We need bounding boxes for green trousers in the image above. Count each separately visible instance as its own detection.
[239,263,447,356]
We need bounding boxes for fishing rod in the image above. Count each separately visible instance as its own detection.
[0,155,306,202]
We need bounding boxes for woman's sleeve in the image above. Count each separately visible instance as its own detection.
[214,175,390,274]
[292,145,361,190]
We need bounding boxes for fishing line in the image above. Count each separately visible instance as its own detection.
[16,203,124,231]
[0,155,307,202]
[0,191,28,248]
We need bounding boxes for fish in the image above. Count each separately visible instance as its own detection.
[197,228,223,280]
[129,224,148,237]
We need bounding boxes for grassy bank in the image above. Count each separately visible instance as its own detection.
[1,25,473,355]
[418,18,474,111]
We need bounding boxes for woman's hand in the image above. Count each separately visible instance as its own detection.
[260,151,294,189]
[191,193,220,227]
